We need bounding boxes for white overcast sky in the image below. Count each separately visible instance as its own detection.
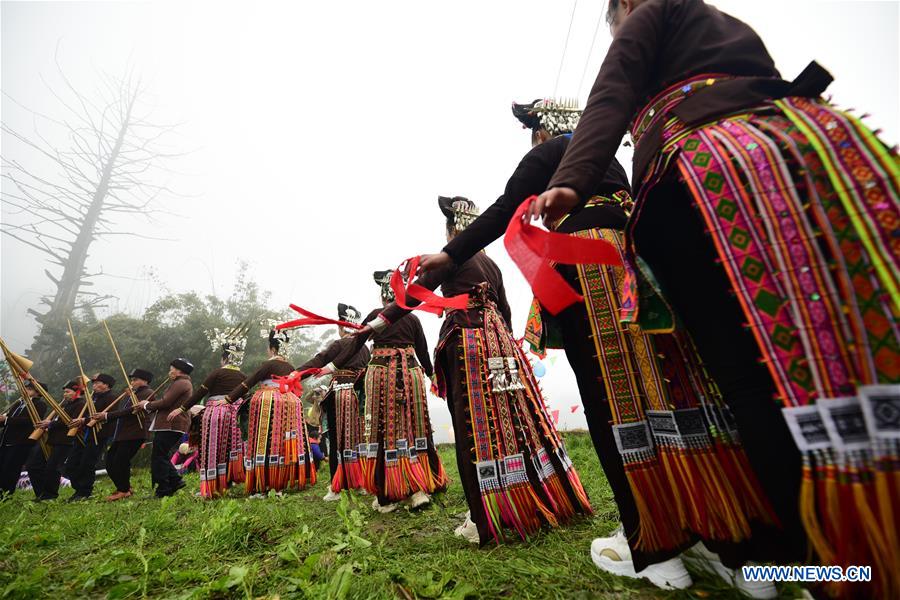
[2,1,898,441]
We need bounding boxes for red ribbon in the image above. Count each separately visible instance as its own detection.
[504,196,622,315]
[272,368,322,396]
[391,256,470,316]
[276,304,364,331]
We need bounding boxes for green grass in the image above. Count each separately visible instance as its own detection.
[0,433,805,599]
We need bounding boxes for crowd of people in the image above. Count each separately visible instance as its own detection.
[2,1,897,598]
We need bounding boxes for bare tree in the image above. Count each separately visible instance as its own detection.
[1,53,183,366]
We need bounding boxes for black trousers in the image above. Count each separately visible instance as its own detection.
[24,445,48,498]
[323,395,338,480]
[150,431,183,495]
[631,180,807,566]
[0,444,33,495]
[38,444,73,499]
[105,439,143,493]
[66,436,107,497]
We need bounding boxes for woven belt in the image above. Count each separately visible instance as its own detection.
[631,74,726,145]
[207,395,228,406]
[372,345,415,355]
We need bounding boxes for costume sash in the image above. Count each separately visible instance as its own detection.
[391,256,470,316]
[504,197,622,315]
[276,304,364,331]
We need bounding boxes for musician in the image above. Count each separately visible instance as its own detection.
[0,379,48,498]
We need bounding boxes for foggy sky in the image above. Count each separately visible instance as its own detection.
[2,1,898,442]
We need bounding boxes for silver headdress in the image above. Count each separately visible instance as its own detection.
[206,323,250,366]
[373,270,395,302]
[452,199,478,230]
[337,303,362,326]
[512,97,582,136]
[438,196,479,234]
[260,318,293,357]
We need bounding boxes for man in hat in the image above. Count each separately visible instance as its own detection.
[30,378,87,501]
[135,358,193,497]
[166,327,248,499]
[65,373,117,501]
[93,368,155,501]
[0,378,49,497]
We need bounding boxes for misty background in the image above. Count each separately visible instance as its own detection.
[2,1,898,442]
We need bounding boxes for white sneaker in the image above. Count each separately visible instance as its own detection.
[589,530,692,590]
[322,486,341,502]
[682,543,777,599]
[409,491,431,509]
[453,514,480,544]
[371,497,399,513]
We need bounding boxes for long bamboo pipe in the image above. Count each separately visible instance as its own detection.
[27,380,75,442]
[85,379,167,428]
[66,320,98,445]
[0,339,49,459]
[101,321,143,429]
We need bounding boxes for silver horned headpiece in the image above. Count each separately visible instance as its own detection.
[518,97,582,136]
[206,323,250,366]
[260,318,293,357]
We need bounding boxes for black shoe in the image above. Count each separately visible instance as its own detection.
[67,495,89,503]
[172,480,186,493]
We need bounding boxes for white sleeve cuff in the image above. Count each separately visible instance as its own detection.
[370,316,389,333]
[324,362,337,372]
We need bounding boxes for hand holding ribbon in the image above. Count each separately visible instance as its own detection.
[504,196,622,315]
[276,305,364,332]
[273,368,322,396]
[391,256,469,316]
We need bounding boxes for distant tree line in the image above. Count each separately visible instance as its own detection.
[1,266,334,409]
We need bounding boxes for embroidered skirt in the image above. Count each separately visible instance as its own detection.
[628,75,900,597]
[328,371,366,493]
[245,384,315,494]
[435,303,592,544]
[362,346,448,502]
[529,221,778,554]
[198,396,245,498]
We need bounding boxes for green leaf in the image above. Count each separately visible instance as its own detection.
[224,565,249,589]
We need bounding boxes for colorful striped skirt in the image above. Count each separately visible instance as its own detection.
[328,371,366,493]
[435,302,592,544]
[198,396,245,498]
[363,346,448,502]
[528,219,779,554]
[628,74,900,598]
[245,384,315,494]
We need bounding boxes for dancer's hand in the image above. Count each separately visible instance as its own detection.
[166,408,184,423]
[69,418,85,428]
[94,411,108,422]
[529,187,579,226]
[37,419,51,429]
[418,252,451,274]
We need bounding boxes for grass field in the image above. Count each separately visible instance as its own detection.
[0,433,808,599]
